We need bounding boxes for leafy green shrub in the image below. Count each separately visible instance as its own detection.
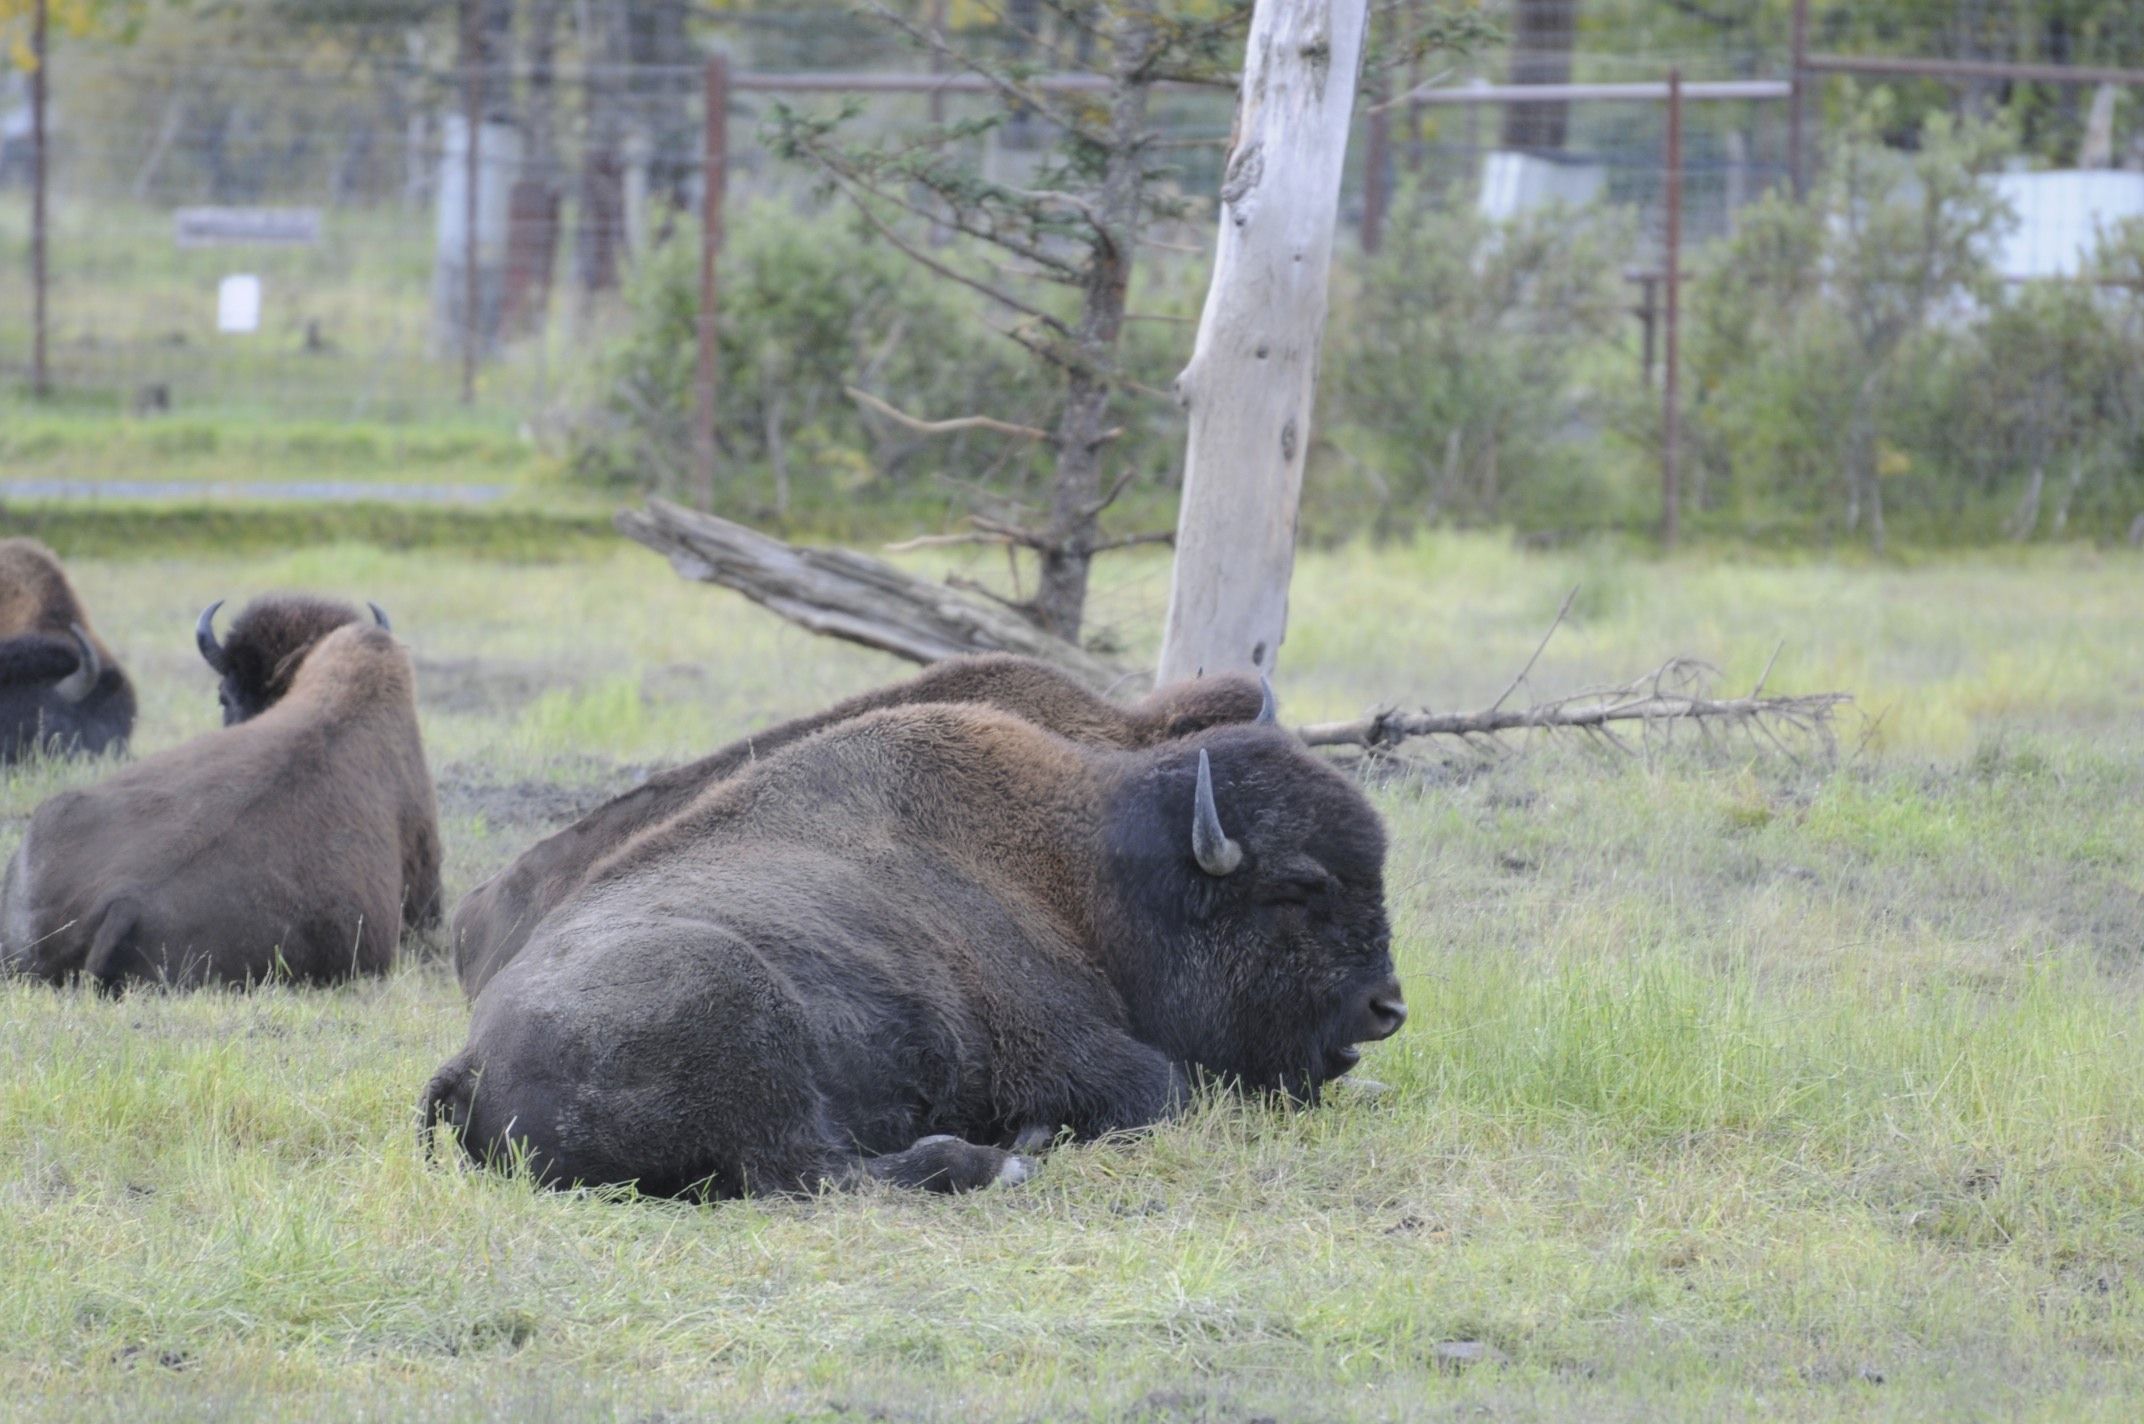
[1684,109,2015,546]
[1926,277,2143,538]
[568,201,1048,519]
[1317,192,1644,535]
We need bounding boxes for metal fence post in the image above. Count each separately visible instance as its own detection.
[1661,68,1684,550]
[30,0,50,399]
[696,53,731,512]
[460,0,480,405]
[1363,103,1389,253]
[1789,0,1810,198]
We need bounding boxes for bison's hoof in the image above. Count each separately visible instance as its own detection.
[1009,1122,1057,1154]
[867,1135,1038,1193]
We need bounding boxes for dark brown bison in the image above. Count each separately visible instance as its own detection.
[0,539,135,765]
[450,655,1271,997]
[421,700,1403,1197]
[0,596,442,990]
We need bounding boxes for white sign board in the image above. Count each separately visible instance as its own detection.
[177,207,322,248]
[217,274,262,333]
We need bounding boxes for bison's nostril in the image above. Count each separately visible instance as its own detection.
[1366,993,1407,1039]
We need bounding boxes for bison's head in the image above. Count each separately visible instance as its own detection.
[196,595,392,724]
[1101,719,1402,1102]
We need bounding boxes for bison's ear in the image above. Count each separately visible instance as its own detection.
[1191,749,1244,877]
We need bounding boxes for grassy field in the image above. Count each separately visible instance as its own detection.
[3,533,2142,1421]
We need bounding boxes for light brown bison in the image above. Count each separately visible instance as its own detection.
[0,596,442,990]
[422,695,1403,1198]
[449,655,1271,997]
[0,539,135,764]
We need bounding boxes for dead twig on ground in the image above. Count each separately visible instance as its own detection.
[1293,589,1851,758]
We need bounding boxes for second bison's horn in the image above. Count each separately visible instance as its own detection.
[54,624,101,703]
[1256,674,1277,725]
[1191,748,1243,877]
[195,600,227,673]
[368,601,392,632]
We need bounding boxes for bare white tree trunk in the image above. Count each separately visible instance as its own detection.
[1156,0,1370,684]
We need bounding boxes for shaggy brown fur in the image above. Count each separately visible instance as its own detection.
[422,705,1401,1198]
[197,594,382,725]
[449,655,1268,997]
[0,539,134,763]
[1,619,442,990]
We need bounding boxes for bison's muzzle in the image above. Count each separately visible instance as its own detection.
[1328,976,1408,1076]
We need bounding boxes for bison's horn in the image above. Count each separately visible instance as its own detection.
[54,624,101,703]
[195,600,227,673]
[368,601,392,632]
[1255,674,1277,725]
[1191,748,1243,877]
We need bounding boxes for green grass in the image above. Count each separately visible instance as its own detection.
[3,534,2143,1421]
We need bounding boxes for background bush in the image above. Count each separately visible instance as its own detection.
[577,121,2144,548]
[569,200,1206,537]
[1318,191,1647,536]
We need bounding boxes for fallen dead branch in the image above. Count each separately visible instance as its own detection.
[1298,658,1850,758]
[1295,594,1850,760]
[616,499,1124,690]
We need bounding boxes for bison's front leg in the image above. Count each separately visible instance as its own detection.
[857,1135,1036,1193]
[401,812,445,933]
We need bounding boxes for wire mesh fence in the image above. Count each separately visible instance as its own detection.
[3,3,2143,545]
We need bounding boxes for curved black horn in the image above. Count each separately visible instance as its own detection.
[368,601,392,632]
[54,624,101,703]
[1191,748,1243,877]
[1255,674,1277,725]
[195,600,227,673]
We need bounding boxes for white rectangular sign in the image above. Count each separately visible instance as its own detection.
[217,274,262,333]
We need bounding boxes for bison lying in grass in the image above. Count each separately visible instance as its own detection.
[449,655,1273,997]
[0,539,135,765]
[423,689,1403,1198]
[0,596,442,990]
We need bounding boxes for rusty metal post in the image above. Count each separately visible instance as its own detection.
[1361,0,1392,252]
[30,0,49,398]
[928,0,948,127]
[696,53,731,511]
[1363,104,1390,253]
[1405,0,1423,175]
[1661,69,1684,549]
[1638,274,1658,387]
[460,0,480,405]
[1788,0,1810,198]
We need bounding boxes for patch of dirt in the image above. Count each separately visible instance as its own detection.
[435,766,655,833]
[414,656,573,716]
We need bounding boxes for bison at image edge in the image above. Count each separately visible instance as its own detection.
[0,538,136,765]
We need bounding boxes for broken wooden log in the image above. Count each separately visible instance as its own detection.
[615,499,1125,691]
